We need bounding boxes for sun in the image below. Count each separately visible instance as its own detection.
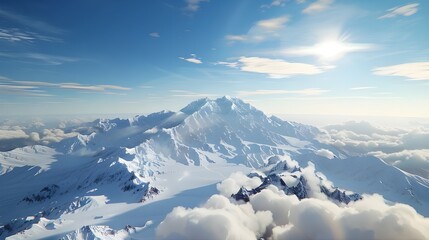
[282,37,373,62]
[313,40,348,61]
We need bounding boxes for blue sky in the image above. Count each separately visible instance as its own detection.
[0,0,428,118]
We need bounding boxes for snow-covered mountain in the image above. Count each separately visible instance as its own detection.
[1,96,428,239]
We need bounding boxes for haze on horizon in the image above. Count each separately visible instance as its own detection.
[0,0,428,119]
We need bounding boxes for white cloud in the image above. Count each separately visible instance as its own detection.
[226,16,289,43]
[219,56,329,78]
[0,129,28,140]
[0,84,53,97]
[225,35,247,42]
[261,0,286,8]
[236,88,329,97]
[315,148,335,159]
[96,85,131,91]
[157,194,272,240]
[40,128,78,144]
[158,173,429,240]
[370,149,429,178]
[0,9,62,34]
[215,61,239,68]
[184,0,209,12]
[319,121,429,178]
[303,0,334,14]
[0,77,130,96]
[350,86,376,91]
[179,54,202,64]
[149,32,160,38]
[0,28,58,43]
[60,84,131,92]
[373,62,429,81]
[379,3,419,19]
[217,171,263,197]
[0,52,78,65]
[256,16,289,31]
[29,132,40,141]
[27,53,78,65]
[0,123,81,151]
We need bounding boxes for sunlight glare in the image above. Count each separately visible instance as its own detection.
[314,40,347,61]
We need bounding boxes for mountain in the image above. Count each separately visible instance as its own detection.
[0,96,428,239]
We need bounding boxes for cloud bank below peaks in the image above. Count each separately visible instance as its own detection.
[157,170,429,240]
[318,121,429,178]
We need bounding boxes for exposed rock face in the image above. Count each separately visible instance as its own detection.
[232,156,362,204]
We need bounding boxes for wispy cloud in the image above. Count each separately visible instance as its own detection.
[225,35,247,42]
[350,86,376,91]
[261,0,286,8]
[256,16,289,31]
[303,0,334,14]
[0,9,63,34]
[373,62,429,81]
[0,77,131,97]
[179,54,202,64]
[0,84,53,97]
[184,0,209,12]
[226,15,289,43]
[215,61,239,68]
[170,90,216,98]
[237,88,329,97]
[217,56,331,78]
[0,52,79,65]
[0,28,59,43]
[58,83,130,92]
[379,3,419,19]
[149,32,160,38]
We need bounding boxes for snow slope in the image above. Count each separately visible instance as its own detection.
[1,96,428,239]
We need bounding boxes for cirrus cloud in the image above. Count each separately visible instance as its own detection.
[218,56,331,78]
[0,76,131,96]
[303,0,334,14]
[184,0,209,12]
[379,3,419,19]
[373,62,429,81]
[226,16,289,43]
[0,28,59,43]
[149,32,160,38]
[179,54,202,64]
[261,0,286,9]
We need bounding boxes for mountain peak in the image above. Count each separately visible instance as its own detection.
[180,96,256,116]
